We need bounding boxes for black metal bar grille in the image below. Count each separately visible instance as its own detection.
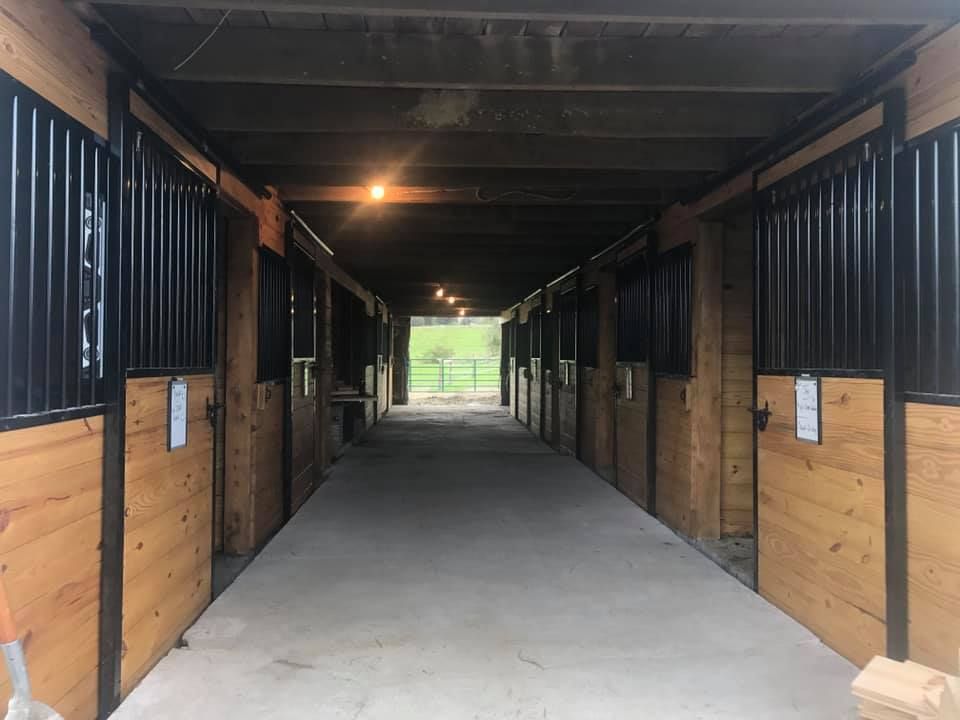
[0,75,109,420]
[331,280,365,387]
[559,289,577,361]
[500,319,513,369]
[364,312,377,366]
[127,120,217,372]
[517,319,531,367]
[653,244,692,376]
[617,253,649,363]
[530,308,542,359]
[257,247,289,382]
[578,285,599,368]
[541,308,555,370]
[379,309,390,358]
[900,121,960,398]
[291,243,315,360]
[757,132,884,372]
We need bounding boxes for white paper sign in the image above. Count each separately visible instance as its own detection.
[795,376,821,444]
[168,379,188,451]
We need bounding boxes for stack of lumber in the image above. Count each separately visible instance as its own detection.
[853,656,960,720]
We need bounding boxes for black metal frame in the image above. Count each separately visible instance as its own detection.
[879,93,908,660]
[0,74,109,424]
[98,73,130,720]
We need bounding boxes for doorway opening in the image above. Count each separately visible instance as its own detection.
[407,316,502,406]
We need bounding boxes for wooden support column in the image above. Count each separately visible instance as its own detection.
[393,317,411,406]
[595,269,617,483]
[224,217,259,555]
[689,221,724,539]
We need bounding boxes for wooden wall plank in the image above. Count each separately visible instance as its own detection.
[905,402,960,674]
[757,375,886,667]
[0,417,103,719]
[0,0,109,137]
[902,24,960,141]
[253,384,284,547]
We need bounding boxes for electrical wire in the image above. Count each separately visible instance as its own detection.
[173,10,232,72]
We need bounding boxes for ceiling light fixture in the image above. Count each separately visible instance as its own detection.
[458,308,466,317]
[370,185,386,201]
[447,296,457,305]
[435,287,444,298]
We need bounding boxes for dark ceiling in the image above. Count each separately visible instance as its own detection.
[86,1,941,315]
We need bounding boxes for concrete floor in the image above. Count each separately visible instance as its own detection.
[114,404,858,720]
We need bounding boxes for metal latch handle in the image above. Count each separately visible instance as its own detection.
[747,401,772,431]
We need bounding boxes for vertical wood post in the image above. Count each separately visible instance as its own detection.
[224,217,259,555]
[392,317,411,405]
[595,269,618,482]
[689,222,724,539]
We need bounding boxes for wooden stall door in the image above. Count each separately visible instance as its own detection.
[122,375,215,695]
[755,376,886,667]
[615,364,649,508]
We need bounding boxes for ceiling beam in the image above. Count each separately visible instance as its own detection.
[257,166,708,189]
[293,203,650,224]
[91,1,956,26]
[304,217,634,237]
[132,26,903,92]
[326,235,619,255]
[171,84,816,138]
[342,255,578,272]
[227,133,752,171]
[280,185,669,205]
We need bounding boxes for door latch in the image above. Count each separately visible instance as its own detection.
[747,401,772,432]
[206,397,224,429]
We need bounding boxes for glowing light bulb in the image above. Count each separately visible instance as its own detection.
[447,296,456,304]
[458,308,466,317]
[370,185,385,200]
[435,287,444,298]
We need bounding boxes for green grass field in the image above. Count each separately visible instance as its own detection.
[409,323,500,359]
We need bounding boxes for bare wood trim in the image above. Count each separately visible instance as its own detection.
[757,103,885,190]
[129,90,217,182]
[220,168,261,216]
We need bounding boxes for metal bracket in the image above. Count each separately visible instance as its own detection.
[206,397,224,429]
[747,401,772,432]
